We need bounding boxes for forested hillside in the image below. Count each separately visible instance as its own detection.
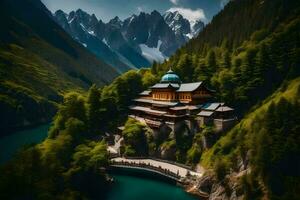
[149,0,300,198]
[0,0,118,134]
[201,77,300,200]
[154,0,300,114]
[185,0,300,52]
[0,70,149,199]
[0,0,299,199]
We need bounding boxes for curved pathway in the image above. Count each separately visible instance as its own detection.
[111,157,203,178]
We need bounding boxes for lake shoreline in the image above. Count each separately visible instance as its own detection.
[0,124,200,200]
[107,166,206,199]
[0,121,51,139]
[0,124,50,164]
[107,169,199,200]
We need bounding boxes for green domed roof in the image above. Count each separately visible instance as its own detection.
[160,69,181,84]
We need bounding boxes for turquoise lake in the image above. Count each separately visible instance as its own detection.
[0,124,50,163]
[107,171,198,200]
[0,125,198,200]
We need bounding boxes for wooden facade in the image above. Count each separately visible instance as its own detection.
[129,69,236,132]
[151,85,213,104]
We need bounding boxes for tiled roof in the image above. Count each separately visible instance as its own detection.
[186,105,202,110]
[133,98,180,107]
[177,82,203,92]
[150,82,203,92]
[170,106,187,111]
[198,111,214,117]
[152,100,180,107]
[169,105,202,111]
[133,98,153,103]
[202,103,224,111]
[163,114,187,118]
[129,106,167,115]
[216,106,234,112]
[139,90,151,96]
[150,83,180,89]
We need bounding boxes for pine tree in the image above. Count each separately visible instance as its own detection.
[206,50,217,80]
[176,54,194,82]
[252,44,269,87]
[220,50,231,69]
[86,84,102,135]
[194,58,208,82]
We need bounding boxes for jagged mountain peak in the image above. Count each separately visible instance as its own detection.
[109,16,122,23]
[54,9,68,23]
[191,20,205,36]
[149,10,164,23]
[108,16,123,28]
[75,8,88,16]
[72,9,90,23]
[163,10,204,38]
[138,12,147,17]
[150,10,161,17]
[163,11,190,35]
[55,9,66,16]
[90,14,98,22]
[164,11,181,19]
[53,8,205,73]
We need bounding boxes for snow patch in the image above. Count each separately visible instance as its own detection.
[129,15,136,23]
[167,7,207,24]
[80,23,88,33]
[68,17,75,24]
[88,30,96,36]
[185,33,193,39]
[102,38,111,49]
[139,40,167,63]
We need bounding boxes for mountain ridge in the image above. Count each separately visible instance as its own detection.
[0,0,119,134]
[53,9,204,73]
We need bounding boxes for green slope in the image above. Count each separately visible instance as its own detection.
[154,0,300,114]
[0,0,119,134]
[147,0,300,198]
[184,0,300,53]
[201,78,300,200]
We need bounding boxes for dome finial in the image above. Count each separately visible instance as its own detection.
[167,67,173,73]
[160,67,181,84]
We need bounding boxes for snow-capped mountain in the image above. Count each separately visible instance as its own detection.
[163,11,191,36]
[163,11,204,39]
[53,9,204,73]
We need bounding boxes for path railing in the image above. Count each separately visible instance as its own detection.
[123,156,193,170]
[110,160,182,181]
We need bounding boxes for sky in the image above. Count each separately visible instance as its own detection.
[41,0,229,23]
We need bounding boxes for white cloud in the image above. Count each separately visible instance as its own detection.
[220,0,230,8]
[170,0,179,5]
[167,7,207,24]
[137,6,143,12]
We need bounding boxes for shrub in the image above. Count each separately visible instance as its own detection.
[214,159,228,181]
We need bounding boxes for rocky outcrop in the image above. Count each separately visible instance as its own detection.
[193,154,251,200]
[159,141,177,160]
